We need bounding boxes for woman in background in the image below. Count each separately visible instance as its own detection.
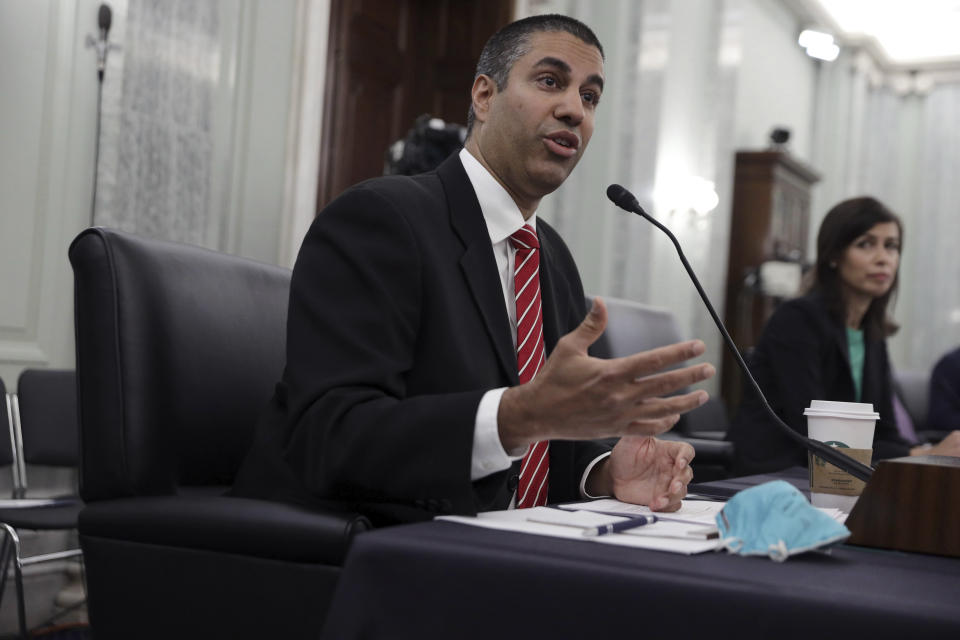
[727,196,960,475]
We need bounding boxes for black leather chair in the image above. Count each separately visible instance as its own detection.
[69,228,370,640]
[893,368,950,444]
[894,369,930,432]
[0,378,15,492]
[588,295,734,480]
[0,369,84,638]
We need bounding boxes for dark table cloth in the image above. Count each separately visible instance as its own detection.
[320,469,960,639]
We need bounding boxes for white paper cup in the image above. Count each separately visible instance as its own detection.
[804,400,878,512]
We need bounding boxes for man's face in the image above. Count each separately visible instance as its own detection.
[470,31,604,213]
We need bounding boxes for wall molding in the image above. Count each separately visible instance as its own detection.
[0,341,49,366]
[277,0,330,268]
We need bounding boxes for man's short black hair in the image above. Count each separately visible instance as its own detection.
[466,14,604,135]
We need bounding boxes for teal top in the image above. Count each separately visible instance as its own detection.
[846,327,865,402]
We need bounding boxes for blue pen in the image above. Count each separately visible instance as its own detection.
[582,514,658,537]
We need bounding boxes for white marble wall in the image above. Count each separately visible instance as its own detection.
[95,0,220,247]
[520,0,752,395]
[810,48,960,372]
[0,0,93,386]
[0,2,310,629]
[93,0,304,263]
[0,0,305,385]
[519,0,960,381]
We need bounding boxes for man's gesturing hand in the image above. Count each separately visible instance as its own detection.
[498,297,715,450]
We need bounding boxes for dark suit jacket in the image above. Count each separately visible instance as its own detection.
[232,154,608,523]
[928,346,960,431]
[726,293,910,476]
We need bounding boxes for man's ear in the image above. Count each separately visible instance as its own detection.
[470,74,497,127]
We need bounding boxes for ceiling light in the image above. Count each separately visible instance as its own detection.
[799,29,840,61]
[799,29,832,49]
[814,0,960,65]
[654,176,719,217]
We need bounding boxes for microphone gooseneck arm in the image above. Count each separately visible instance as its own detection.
[86,3,117,227]
[606,184,874,482]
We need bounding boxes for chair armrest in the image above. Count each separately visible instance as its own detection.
[915,430,951,445]
[676,397,729,438]
[78,495,370,565]
[685,430,727,441]
[659,432,734,466]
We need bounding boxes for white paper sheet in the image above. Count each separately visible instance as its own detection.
[559,498,724,525]
[561,497,848,524]
[437,504,722,555]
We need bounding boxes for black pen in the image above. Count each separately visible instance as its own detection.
[582,514,658,537]
[582,509,708,527]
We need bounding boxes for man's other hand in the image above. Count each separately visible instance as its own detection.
[588,436,694,512]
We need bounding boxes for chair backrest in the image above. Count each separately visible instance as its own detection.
[69,228,291,502]
[16,368,79,467]
[588,295,728,435]
[589,296,684,360]
[893,368,930,433]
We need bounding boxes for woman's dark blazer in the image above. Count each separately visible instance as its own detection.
[232,154,608,523]
[726,293,910,475]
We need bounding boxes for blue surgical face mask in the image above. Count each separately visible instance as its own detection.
[715,480,850,562]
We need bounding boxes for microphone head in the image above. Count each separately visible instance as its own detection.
[606,183,643,214]
[98,4,113,34]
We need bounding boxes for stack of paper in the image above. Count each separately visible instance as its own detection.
[437,497,848,555]
[559,497,724,524]
[437,499,724,555]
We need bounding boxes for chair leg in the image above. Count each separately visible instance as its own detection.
[0,524,27,640]
[0,531,12,605]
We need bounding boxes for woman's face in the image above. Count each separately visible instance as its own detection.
[837,222,901,301]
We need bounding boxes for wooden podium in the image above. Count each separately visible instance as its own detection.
[846,455,960,557]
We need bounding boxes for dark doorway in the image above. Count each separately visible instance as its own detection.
[317,0,514,211]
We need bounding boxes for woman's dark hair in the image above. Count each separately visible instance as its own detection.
[807,196,903,337]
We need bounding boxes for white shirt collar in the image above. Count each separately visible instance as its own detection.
[459,148,536,244]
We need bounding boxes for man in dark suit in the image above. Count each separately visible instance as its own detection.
[233,14,715,524]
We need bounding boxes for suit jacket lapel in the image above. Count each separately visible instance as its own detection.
[438,155,518,385]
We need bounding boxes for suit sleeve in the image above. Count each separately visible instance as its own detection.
[280,186,483,514]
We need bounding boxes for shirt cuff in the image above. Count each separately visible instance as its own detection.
[471,388,526,481]
[579,451,612,499]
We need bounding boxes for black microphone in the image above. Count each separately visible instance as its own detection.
[606,183,874,482]
[93,4,113,81]
[98,4,112,39]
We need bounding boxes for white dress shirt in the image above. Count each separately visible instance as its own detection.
[459,149,609,499]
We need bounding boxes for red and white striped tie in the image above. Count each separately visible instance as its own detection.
[510,224,549,508]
